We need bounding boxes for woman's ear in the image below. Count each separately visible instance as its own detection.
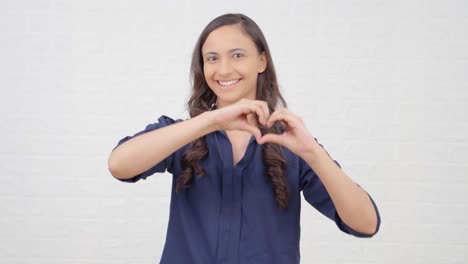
[258,52,267,73]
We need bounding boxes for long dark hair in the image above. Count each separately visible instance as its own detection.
[176,13,289,208]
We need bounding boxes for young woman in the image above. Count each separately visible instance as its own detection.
[108,13,380,264]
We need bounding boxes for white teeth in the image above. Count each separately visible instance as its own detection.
[218,79,239,86]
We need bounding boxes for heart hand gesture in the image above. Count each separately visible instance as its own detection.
[210,99,318,156]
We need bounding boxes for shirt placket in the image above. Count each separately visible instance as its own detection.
[215,133,251,264]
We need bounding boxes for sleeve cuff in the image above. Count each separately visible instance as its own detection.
[336,192,381,238]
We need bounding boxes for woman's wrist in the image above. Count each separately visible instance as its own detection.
[198,110,220,134]
[298,139,326,162]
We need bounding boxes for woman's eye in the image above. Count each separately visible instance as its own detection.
[233,53,244,59]
[206,57,217,62]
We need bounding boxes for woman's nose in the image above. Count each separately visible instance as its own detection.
[217,59,234,76]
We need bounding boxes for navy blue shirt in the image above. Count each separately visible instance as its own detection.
[113,115,381,264]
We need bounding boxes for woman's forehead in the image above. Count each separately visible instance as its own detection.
[202,25,256,54]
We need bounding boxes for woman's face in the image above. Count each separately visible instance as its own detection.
[202,24,267,108]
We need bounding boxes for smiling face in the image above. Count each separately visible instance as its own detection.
[201,24,267,108]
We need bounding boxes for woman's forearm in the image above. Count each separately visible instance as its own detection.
[301,143,378,235]
[108,111,216,180]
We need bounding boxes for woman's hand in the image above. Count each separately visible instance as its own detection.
[258,108,318,156]
[209,100,318,156]
[210,98,270,141]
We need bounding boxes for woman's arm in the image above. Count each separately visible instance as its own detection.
[108,99,269,180]
[108,111,217,180]
[259,108,379,235]
[301,144,379,235]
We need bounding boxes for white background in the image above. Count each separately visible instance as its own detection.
[1,0,467,263]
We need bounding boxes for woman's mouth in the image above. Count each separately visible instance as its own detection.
[217,79,240,87]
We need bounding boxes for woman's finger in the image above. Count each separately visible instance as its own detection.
[238,103,264,124]
[237,99,270,125]
[254,100,270,125]
[253,104,267,126]
[267,109,297,128]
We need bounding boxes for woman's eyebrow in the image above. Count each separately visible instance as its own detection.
[228,48,247,53]
[204,51,218,56]
[203,48,247,56]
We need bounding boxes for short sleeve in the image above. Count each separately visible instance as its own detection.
[111,115,182,183]
[299,140,381,238]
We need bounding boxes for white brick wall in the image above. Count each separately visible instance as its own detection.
[1,0,467,263]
